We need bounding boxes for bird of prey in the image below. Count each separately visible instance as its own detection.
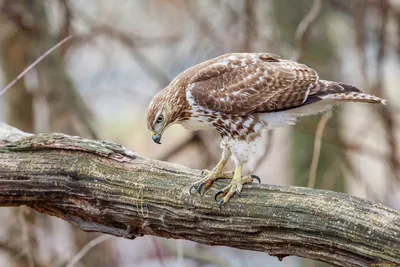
[146,53,386,207]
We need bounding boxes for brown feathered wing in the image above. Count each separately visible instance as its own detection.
[187,53,383,115]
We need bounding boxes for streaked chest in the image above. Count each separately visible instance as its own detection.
[182,107,265,140]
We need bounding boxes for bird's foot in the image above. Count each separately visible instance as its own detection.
[189,170,235,195]
[214,174,260,208]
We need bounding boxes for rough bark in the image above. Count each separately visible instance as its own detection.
[0,123,399,267]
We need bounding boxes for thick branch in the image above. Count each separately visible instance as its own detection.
[0,123,398,266]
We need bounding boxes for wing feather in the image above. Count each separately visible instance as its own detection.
[187,53,319,115]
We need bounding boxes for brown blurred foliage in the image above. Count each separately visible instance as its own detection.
[0,1,398,267]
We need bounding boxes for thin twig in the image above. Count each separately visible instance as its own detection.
[59,0,72,42]
[297,121,396,165]
[253,131,274,172]
[176,239,183,267]
[372,0,400,182]
[151,238,166,267]
[18,207,34,267]
[294,0,323,61]
[354,0,369,88]
[72,9,171,87]
[159,132,217,165]
[308,111,332,188]
[242,0,256,51]
[65,235,111,267]
[0,35,73,97]
[160,239,230,267]
[180,1,224,51]
[293,0,325,189]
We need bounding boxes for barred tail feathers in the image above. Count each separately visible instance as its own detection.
[287,80,386,117]
[308,80,386,105]
[319,92,386,105]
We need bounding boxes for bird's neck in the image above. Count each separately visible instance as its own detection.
[167,85,191,123]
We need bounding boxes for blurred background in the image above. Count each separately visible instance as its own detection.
[0,0,399,266]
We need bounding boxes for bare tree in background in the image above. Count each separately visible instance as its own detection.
[0,1,398,267]
[0,1,113,266]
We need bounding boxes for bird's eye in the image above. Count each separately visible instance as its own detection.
[156,115,164,123]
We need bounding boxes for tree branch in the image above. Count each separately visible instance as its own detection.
[294,0,322,62]
[0,123,398,267]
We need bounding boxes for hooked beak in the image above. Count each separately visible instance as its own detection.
[151,132,162,144]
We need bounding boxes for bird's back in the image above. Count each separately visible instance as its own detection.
[179,53,385,117]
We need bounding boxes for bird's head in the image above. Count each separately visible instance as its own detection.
[146,88,178,144]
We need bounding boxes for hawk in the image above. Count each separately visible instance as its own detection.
[146,53,386,207]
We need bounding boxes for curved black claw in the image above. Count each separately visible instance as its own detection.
[251,174,261,183]
[197,182,206,194]
[214,190,224,201]
[218,199,225,209]
[189,184,197,194]
[236,189,241,197]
